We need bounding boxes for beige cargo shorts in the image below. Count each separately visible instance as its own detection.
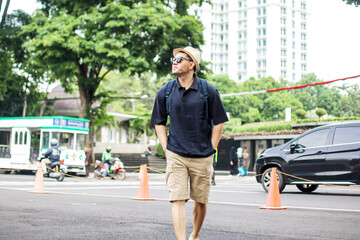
[165,150,214,204]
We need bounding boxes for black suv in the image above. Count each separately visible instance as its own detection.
[255,122,360,193]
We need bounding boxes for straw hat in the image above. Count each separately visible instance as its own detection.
[173,46,201,72]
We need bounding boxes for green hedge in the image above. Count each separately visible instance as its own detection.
[236,122,292,133]
[295,117,360,123]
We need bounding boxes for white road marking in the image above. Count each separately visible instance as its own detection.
[1,186,359,213]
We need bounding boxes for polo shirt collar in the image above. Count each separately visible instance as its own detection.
[175,74,199,91]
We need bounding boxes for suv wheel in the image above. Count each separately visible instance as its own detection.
[261,168,286,193]
[296,184,319,193]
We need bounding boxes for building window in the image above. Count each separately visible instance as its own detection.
[301,2,306,10]
[301,43,307,50]
[292,41,295,48]
[281,7,286,15]
[301,64,307,71]
[301,23,306,30]
[281,60,287,67]
[301,53,307,61]
[292,62,296,70]
[281,39,287,46]
[281,28,286,35]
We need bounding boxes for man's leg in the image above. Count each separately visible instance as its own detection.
[172,200,186,240]
[189,202,207,239]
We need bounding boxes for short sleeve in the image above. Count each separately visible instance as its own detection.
[208,85,228,125]
[150,86,168,126]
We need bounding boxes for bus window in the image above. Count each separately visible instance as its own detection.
[52,132,74,150]
[0,131,11,158]
[14,132,18,144]
[76,133,87,150]
[42,132,50,148]
[19,132,22,144]
[30,131,41,161]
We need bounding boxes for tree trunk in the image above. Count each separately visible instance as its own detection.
[22,92,27,117]
[1,0,11,27]
[39,99,47,116]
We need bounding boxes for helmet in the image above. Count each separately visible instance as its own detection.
[50,138,58,146]
[106,146,111,152]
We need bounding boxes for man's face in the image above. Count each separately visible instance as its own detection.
[171,52,194,76]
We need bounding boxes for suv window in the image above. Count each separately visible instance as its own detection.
[333,126,360,145]
[296,128,330,148]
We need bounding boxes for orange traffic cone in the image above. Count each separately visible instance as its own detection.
[29,164,48,194]
[260,168,286,210]
[132,164,155,201]
[138,164,143,180]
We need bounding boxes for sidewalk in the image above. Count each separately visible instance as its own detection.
[215,170,255,176]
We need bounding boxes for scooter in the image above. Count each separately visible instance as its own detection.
[94,156,126,180]
[40,157,66,182]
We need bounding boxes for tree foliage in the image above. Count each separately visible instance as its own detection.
[342,0,360,7]
[315,108,327,119]
[22,0,205,143]
[0,10,53,117]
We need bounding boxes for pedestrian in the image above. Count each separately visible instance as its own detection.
[84,147,92,177]
[151,46,228,240]
[101,146,112,177]
[211,147,218,186]
[237,147,247,176]
[229,146,239,176]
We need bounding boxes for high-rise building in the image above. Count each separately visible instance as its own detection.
[193,0,308,82]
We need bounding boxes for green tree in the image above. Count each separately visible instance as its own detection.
[290,73,342,117]
[0,10,51,117]
[295,109,306,119]
[262,92,303,121]
[337,84,360,117]
[22,0,205,141]
[315,108,327,119]
[342,0,360,7]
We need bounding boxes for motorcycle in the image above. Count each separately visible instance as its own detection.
[94,156,126,180]
[39,157,66,182]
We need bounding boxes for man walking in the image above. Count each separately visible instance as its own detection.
[151,46,228,240]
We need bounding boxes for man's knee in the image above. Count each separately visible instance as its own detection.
[172,200,186,206]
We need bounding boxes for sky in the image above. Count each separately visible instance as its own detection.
[3,0,360,86]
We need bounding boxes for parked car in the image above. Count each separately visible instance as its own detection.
[255,122,360,193]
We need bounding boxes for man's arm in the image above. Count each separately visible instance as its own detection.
[211,123,224,150]
[155,124,168,153]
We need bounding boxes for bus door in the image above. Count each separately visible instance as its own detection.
[10,128,31,166]
[30,129,41,162]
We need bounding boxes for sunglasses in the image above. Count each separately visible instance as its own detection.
[170,56,192,64]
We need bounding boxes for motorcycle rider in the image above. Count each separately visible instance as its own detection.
[101,146,112,177]
[42,138,61,174]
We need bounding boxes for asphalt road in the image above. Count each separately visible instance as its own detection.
[0,171,359,240]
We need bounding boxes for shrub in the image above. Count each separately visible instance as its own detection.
[295,109,306,119]
[315,108,327,119]
[155,142,165,158]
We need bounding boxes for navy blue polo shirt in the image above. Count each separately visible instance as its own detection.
[151,76,228,158]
